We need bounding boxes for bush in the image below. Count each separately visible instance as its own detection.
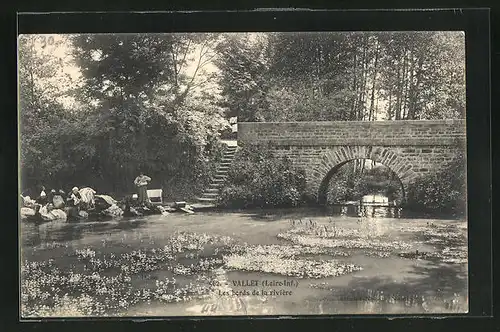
[405,152,466,217]
[162,139,225,202]
[218,145,307,209]
[20,98,228,201]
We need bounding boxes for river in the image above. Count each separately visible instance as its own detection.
[20,207,468,317]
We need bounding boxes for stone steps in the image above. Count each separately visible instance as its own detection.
[194,144,239,205]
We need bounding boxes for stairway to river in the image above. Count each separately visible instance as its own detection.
[193,144,238,207]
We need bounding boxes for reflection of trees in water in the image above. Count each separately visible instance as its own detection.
[21,222,84,249]
[22,219,146,249]
[38,222,84,243]
[360,205,402,218]
[327,159,404,206]
[21,223,42,247]
[329,205,402,218]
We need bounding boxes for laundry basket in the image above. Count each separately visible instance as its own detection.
[147,189,163,205]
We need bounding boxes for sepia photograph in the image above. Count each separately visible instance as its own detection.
[18,30,468,317]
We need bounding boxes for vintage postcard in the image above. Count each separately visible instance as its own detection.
[19,30,468,317]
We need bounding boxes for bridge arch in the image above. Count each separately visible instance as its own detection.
[308,146,417,205]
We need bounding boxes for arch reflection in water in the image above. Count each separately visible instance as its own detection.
[361,194,390,205]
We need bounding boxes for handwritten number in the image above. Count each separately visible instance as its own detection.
[237,298,248,314]
[39,36,46,48]
[38,36,54,48]
[201,299,247,314]
[201,303,218,314]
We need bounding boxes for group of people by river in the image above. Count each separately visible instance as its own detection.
[20,172,168,223]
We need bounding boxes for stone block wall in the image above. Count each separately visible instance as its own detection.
[238,120,466,147]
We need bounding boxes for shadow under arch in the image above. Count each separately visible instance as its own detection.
[317,158,406,206]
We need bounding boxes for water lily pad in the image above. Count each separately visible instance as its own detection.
[224,253,362,278]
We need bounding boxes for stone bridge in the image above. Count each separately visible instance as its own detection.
[237,120,466,204]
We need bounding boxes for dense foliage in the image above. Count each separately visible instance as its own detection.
[19,34,229,199]
[218,146,307,208]
[327,161,404,204]
[214,34,270,121]
[405,153,467,217]
[215,32,465,122]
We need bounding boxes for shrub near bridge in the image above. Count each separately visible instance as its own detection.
[218,146,307,209]
[405,152,466,217]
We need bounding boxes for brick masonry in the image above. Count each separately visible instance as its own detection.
[238,120,466,202]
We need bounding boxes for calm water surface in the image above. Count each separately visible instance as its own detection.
[20,207,468,316]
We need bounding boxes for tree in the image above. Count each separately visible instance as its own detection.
[216,31,466,123]
[18,34,84,190]
[19,33,228,197]
[214,33,271,121]
[70,33,228,195]
[266,32,359,121]
[377,31,465,120]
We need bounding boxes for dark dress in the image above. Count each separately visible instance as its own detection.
[36,192,48,205]
[47,191,56,205]
[134,175,151,205]
[137,185,148,205]
[66,192,82,220]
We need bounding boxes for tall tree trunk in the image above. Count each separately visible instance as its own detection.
[395,68,401,120]
[402,51,409,119]
[318,44,324,97]
[28,38,41,112]
[402,49,414,119]
[409,55,424,119]
[350,52,358,119]
[368,42,380,121]
[171,44,179,89]
[358,41,368,120]
[387,87,393,120]
[396,52,408,120]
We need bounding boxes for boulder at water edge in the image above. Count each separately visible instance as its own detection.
[95,194,117,206]
[78,210,89,219]
[20,207,36,220]
[49,209,67,222]
[40,208,67,222]
[158,205,170,216]
[103,204,123,217]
